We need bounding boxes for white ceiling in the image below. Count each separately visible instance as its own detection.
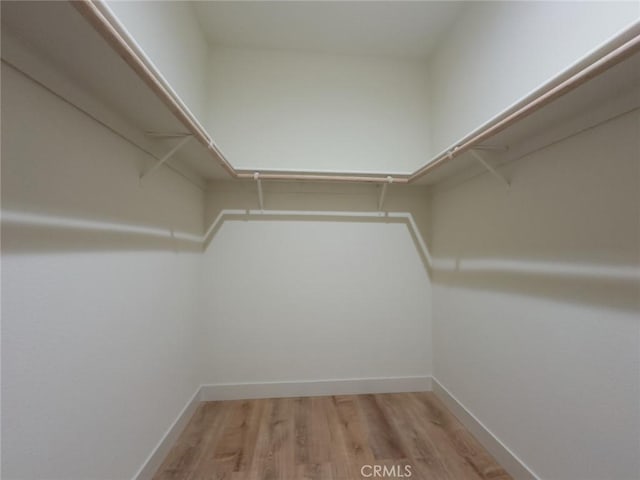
[191,1,466,59]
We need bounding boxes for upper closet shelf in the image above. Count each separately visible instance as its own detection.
[415,37,640,186]
[1,0,232,185]
[2,1,639,186]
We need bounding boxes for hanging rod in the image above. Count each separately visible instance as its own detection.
[236,172,408,184]
[73,1,640,185]
[72,0,236,178]
[409,23,640,182]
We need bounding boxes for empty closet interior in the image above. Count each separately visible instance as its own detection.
[1,1,639,479]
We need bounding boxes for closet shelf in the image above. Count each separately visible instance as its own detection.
[3,0,639,187]
[1,0,231,186]
[414,24,640,186]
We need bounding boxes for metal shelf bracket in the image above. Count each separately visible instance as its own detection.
[470,149,510,188]
[254,172,264,210]
[378,176,393,211]
[140,134,192,182]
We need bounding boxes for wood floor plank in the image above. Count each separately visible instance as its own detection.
[191,399,258,479]
[271,398,295,480]
[295,462,334,480]
[154,402,229,480]
[294,396,311,466]
[332,395,376,468]
[236,398,267,474]
[408,393,511,480]
[322,395,361,480]
[246,398,275,480]
[356,394,407,461]
[151,404,208,480]
[308,396,332,465]
[188,402,236,480]
[152,392,512,480]
[400,393,486,480]
[376,392,454,479]
[247,398,295,480]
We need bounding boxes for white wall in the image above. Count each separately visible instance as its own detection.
[104,0,209,123]
[429,109,640,480]
[1,64,203,480]
[199,183,433,387]
[206,48,431,174]
[428,1,639,157]
[104,1,638,176]
[4,3,638,479]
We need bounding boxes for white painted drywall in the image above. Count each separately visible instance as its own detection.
[205,47,431,174]
[104,0,209,123]
[198,183,433,386]
[191,1,463,58]
[428,1,639,157]
[429,109,640,480]
[102,1,638,176]
[1,64,203,480]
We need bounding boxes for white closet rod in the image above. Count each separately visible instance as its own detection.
[72,1,640,184]
[9,208,636,283]
[1,209,431,268]
[202,210,430,262]
[409,22,640,181]
[72,0,239,180]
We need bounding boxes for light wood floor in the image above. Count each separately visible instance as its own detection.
[153,392,511,480]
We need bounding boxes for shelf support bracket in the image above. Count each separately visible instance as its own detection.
[378,176,393,211]
[140,135,192,182]
[473,144,509,152]
[144,131,191,138]
[254,172,264,210]
[470,149,510,187]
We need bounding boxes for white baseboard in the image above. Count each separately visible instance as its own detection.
[200,376,432,401]
[431,377,539,480]
[131,377,430,479]
[134,377,537,480]
[132,387,201,480]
